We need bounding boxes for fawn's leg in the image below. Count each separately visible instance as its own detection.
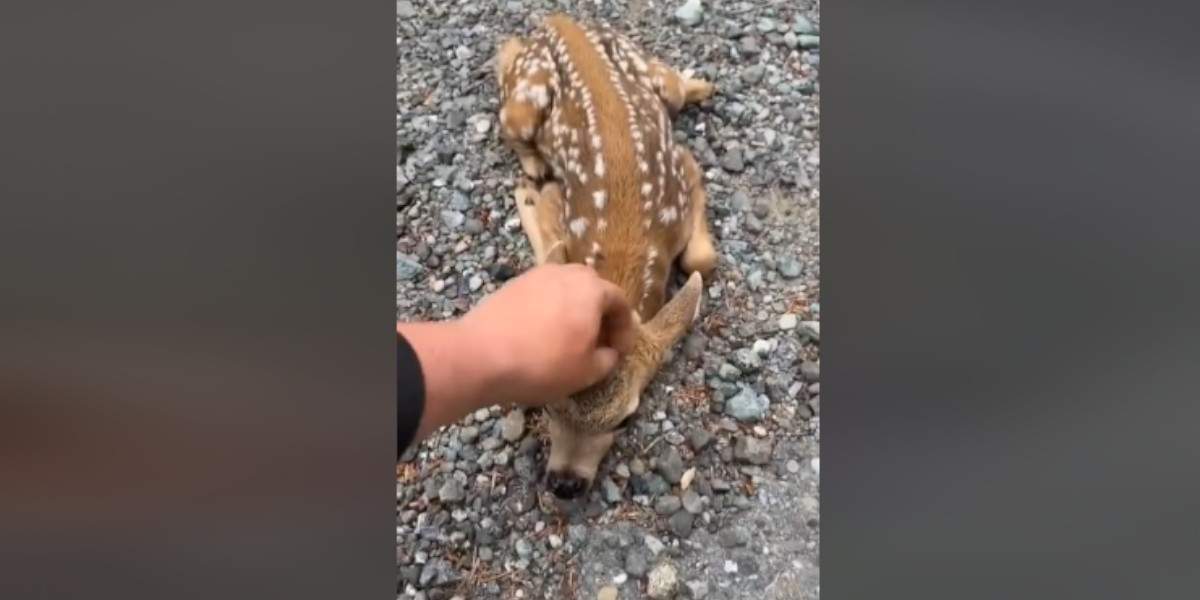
[647,60,715,116]
[496,37,554,180]
[677,147,717,276]
[514,178,567,265]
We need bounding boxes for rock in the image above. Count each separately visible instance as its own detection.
[778,257,803,278]
[740,36,761,56]
[668,510,694,537]
[718,362,742,381]
[625,547,650,577]
[464,219,484,235]
[794,16,817,34]
[440,209,465,230]
[396,253,423,281]
[778,313,799,330]
[644,534,666,556]
[752,339,772,356]
[597,587,619,600]
[458,425,479,444]
[741,65,765,86]
[674,0,704,26]
[601,477,622,504]
[800,360,820,382]
[438,479,465,503]
[801,320,821,341]
[681,489,703,514]
[718,525,750,547]
[647,563,679,599]
[686,579,710,599]
[686,428,713,451]
[786,459,801,474]
[501,409,525,442]
[396,1,416,19]
[734,436,773,465]
[798,34,820,49]
[680,467,696,490]
[515,537,533,558]
[720,147,745,173]
[656,446,686,484]
[725,386,769,422]
[731,348,762,372]
[655,495,683,515]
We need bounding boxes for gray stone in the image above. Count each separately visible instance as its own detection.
[674,0,704,26]
[686,427,713,451]
[647,563,679,599]
[778,257,803,278]
[601,477,622,504]
[396,1,416,19]
[718,362,742,381]
[800,360,820,382]
[397,253,423,281]
[725,386,769,421]
[644,534,666,556]
[440,209,465,229]
[624,547,650,577]
[464,218,484,235]
[718,525,751,547]
[731,348,762,372]
[458,425,479,444]
[681,489,703,514]
[668,510,694,538]
[801,320,821,341]
[752,339,772,356]
[798,34,820,49]
[734,436,774,465]
[686,579,710,599]
[500,409,525,442]
[741,65,766,86]
[721,147,745,173]
[794,16,817,34]
[438,479,465,503]
[656,446,686,484]
[655,495,683,515]
[778,313,799,330]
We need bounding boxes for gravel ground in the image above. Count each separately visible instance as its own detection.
[396,1,819,598]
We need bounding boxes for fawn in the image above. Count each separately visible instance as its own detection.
[495,14,716,499]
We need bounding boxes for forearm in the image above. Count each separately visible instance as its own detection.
[397,320,506,441]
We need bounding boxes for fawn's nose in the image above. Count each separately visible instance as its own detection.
[545,470,589,500]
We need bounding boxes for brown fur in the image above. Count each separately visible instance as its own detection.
[496,15,717,492]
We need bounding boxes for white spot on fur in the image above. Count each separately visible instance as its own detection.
[569,217,589,237]
[597,218,608,231]
[658,206,678,224]
[593,190,607,210]
[594,155,605,178]
[641,182,653,196]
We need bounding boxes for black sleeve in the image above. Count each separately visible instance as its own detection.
[397,332,426,457]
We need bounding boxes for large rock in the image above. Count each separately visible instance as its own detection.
[647,562,679,598]
[734,436,774,465]
[674,0,704,26]
[726,386,769,421]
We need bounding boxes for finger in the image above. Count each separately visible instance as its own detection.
[586,346,620,386]
[594,280,635,353]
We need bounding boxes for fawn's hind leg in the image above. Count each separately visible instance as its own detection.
[496,37,554,180]
[514,178,567,265]
[676,147,717,277]
[647,60,715,116]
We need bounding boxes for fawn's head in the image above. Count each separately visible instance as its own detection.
[541,258,703,500]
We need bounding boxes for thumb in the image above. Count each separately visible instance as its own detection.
[586,346,620,386]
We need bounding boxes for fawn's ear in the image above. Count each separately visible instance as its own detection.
[544,240,568,265]
[644,271,703,350]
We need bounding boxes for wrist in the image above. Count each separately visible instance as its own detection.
[448,317,518,408]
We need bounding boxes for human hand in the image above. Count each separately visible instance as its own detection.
[458,263,635,406]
